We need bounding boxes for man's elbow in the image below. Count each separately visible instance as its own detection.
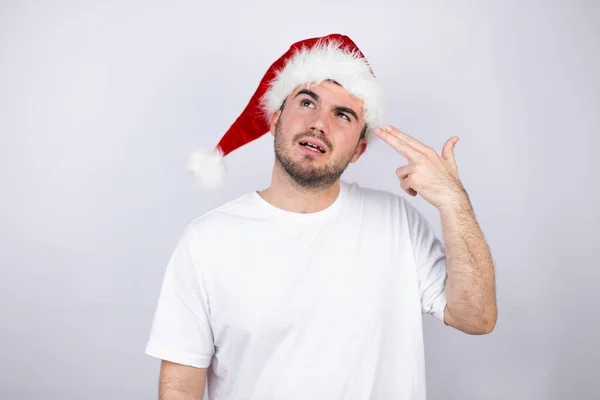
[445,306,497,335]
[458,318,496,335]
[474,318,496,335]
[471,310,497,335]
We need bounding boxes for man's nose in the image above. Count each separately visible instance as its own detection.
[309,110,330,135]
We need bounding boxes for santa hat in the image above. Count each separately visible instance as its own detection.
[186,33,384,189]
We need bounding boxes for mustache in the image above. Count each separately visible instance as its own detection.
[292,131,333,150]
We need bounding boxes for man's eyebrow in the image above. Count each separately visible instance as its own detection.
[294,89,319,102]
[294,89,360,122]
[333,105,359,123]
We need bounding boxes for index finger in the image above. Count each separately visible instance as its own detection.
[374,127,421,161]
[384,126,432,153]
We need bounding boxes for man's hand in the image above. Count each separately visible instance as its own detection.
[375,125,497,334]
[374,126,468,210]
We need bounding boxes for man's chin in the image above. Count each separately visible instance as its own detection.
[275,152,345,188]
[288,167,343,188]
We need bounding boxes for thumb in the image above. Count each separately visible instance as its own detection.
[442,137,459,163]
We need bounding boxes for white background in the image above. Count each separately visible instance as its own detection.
[1,0,598,399]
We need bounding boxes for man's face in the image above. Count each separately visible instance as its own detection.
[270,80,367,190]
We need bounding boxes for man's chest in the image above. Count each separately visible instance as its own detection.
[202,228,418,346]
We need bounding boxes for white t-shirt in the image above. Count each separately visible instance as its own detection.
[145,180,448,400]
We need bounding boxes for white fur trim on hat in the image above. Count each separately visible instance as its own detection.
[260,39,384,140]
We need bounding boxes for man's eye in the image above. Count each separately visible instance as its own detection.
[301,100,314,107]
[337,112,350,121]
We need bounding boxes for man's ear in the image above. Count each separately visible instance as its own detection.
[350,139,368,163]
[269,109,281,136]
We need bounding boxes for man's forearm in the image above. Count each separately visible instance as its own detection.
[439,195,497,334]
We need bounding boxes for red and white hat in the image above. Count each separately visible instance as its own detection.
[187,33,384,189]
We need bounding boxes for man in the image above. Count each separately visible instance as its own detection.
[145,34,497,399]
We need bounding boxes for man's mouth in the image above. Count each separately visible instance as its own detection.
[299,141,326,154]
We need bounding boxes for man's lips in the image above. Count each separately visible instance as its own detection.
[299,144,325,156]
[298,138,328,154]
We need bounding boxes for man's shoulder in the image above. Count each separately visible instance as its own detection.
[344,180,406,207]
[343,181,434,236]
[343,180,426,225]
[186,190,259,232]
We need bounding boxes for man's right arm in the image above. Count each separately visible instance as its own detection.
[146,225,214,398]
[159,360,208,400]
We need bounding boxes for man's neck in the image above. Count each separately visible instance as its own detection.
[257,166,341,214]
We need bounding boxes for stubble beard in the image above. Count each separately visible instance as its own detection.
[273,117,357,190]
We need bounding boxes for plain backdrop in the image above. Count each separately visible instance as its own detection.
[1,0,599,399]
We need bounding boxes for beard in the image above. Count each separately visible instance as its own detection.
[273,117,358,190]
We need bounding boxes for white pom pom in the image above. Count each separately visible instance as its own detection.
[186,148,226,189]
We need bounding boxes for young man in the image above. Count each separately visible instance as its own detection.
[145,34,497,400]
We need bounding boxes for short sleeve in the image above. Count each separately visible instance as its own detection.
[144,225,215,368]
[404,201,448,322]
